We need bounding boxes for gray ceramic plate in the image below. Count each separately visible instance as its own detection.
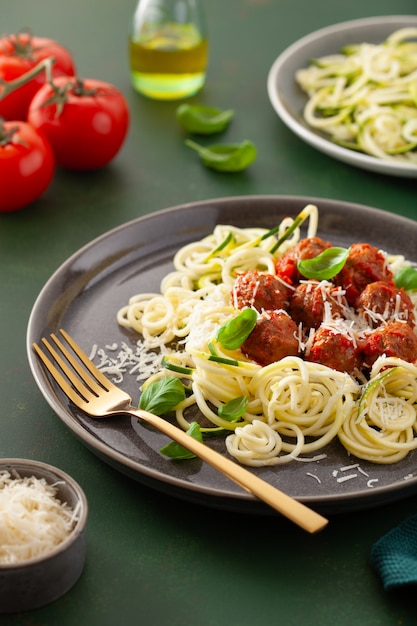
[27,196,417,515]
[267,16,417,178]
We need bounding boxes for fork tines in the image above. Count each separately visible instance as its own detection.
[33,329,110,404]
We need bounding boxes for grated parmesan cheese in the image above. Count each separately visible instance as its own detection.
[336,473,358,483]
[89,339,163,383]
[0,471,80,565]
[306,472,322,483]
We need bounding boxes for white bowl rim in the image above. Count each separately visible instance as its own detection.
[267,15,417,177]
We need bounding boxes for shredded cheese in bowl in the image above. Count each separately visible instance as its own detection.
[0,470,80,565]
[0,459,87,613]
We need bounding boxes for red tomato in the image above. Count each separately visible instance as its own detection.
[27,76,129,170]
[0,120,55,212]
[0,32,76,121]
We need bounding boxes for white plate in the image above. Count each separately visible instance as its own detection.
[267,16,417,178]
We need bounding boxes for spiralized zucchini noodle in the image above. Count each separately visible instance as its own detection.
[295,28,417,164]
[117,204,417,467]
[339,357,417,464]
[226,357,358,466]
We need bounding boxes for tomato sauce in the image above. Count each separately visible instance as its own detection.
[231,237,417,376]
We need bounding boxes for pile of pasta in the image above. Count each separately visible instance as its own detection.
[117,205,417,466]
[295,27,417,164]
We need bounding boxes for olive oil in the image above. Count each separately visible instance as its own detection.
[129,23,208,100]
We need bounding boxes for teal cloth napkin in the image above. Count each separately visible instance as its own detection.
[371,514,417,589]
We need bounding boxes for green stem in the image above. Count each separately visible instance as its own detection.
[0,56,55,101]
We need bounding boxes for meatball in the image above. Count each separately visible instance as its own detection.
[275,237,331,285]
[362,320,417,367]
[290,280,349,330]
[334,243,393,307]
[305,326,362,375]
[241,311,299,366]
[232,270,291,313]
[356,281,416,328]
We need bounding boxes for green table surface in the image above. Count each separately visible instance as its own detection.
[2,1,417,624]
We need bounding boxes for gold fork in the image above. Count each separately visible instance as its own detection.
[33,329,328,533]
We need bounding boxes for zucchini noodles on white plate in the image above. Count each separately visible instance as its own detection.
[295,27,417,164]
[117,204,417,467]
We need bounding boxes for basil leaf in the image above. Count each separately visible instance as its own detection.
[160,421,203,459]
[185,139,257,172]
[216,308,257,350]
[139,377,186,414]
[176,104,234,134]
[395,266,417,291]
[297,246,350,280]
[218,396,248,421]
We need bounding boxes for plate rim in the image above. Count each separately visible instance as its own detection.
[26,194,417,514]
[267,15,417,178]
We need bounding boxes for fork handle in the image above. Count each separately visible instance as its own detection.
[127,408,328,533]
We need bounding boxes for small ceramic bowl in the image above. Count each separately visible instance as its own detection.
[0,458,88,613]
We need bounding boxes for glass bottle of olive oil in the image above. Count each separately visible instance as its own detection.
[129,0,208,100]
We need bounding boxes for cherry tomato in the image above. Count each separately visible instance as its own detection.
[0,120,55,212]
[27,76,129,170]
[0,31,76,121]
